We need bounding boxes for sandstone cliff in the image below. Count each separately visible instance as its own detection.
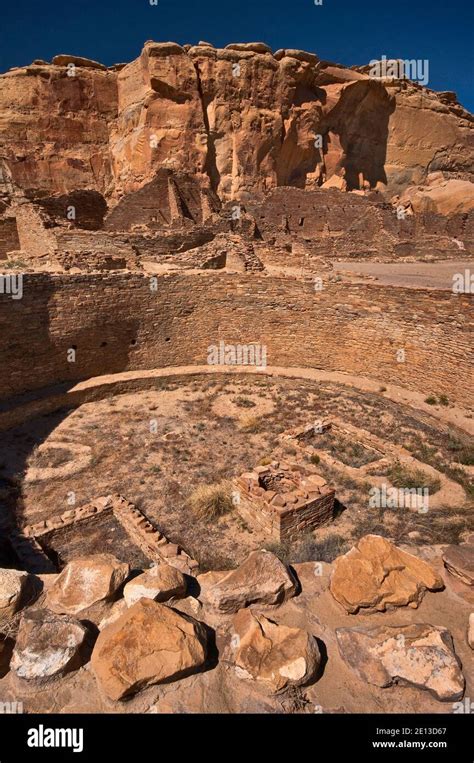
[0,41,472,205]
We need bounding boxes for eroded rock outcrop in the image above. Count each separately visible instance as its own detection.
[330,535,444,613]
[0,42,471,204]
[336,623,465,701]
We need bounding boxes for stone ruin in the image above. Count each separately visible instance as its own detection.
[3,495,198,577]
[235,461,335,542]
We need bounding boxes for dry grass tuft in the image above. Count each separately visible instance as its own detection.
[188,480,234,520]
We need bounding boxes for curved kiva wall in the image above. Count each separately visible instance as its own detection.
[1,272,472,414]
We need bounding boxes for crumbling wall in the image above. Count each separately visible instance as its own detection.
[0,217,20,259]
[13,203,58,257]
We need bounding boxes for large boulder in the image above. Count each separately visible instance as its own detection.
[229,609,320,692]
[123,563,187,607]
[336,623,465,702]
[443,545,474,586]
[91,599,208,700]
[401,179,474,216]
[330,535,443,613]
[0,568,31,623]
[202,550,297,613]
[46,554,130,616]
[11,609,88,682]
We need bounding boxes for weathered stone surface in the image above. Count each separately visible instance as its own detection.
[98,599,128,630]
[1,42,471,202]
[225,42,273,54]
[11,609,88,682]
[336,623,465,701]
[0,568,31,623]
[443,544,474,586]
[468,613,474,649]
[229,609,320,692]
[91,599,208,700]
[46,554,130,615]
[202,550,297,613]
[330,535,443,613]
[123,562,187,606]
[51,54,107,70]
[400,179,474,215]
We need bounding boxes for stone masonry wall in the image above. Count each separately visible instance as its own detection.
[0,217,20,259]
[0,271,471,404]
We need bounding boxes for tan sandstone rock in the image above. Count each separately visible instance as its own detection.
[11,609,88,682]
[98,599,128,630]
[229,609,320,692]
[46,554,130,616]
[91,599,208,700]
[443,544,474,586]
[401,179,474,216]
[123,562,187,606]
[336,623,465,701]
[1,42,472,202]
[0,568,31,623]
[468,614,474,649]
[202,550,297,613]
[330,535,443,613]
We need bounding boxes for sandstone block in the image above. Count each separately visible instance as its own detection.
[123,563,187,606]
[443,544,474,586]
[91,599,208,700]
[202,550,297,613]
[46,554,130,616]
[330,535,443,613]
[230,609,320,692]
[11,609,88,682]
[336,623,465,701]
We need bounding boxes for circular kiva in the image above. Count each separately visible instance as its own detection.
[24,441,93,483]
[1,366,472,437]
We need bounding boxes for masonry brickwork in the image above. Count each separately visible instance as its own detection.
[0,271,471,408]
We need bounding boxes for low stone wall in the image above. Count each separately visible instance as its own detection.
[22,494,199,575]
[0,271,471,406]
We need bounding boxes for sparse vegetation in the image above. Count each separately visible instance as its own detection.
[188,481,234,520]
[234,396,256,409]
[387,461,441,494]
[425,395,437,405]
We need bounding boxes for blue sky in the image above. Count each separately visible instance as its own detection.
[1,0,473,110]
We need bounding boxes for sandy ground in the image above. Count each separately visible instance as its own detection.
[334,259,474,290]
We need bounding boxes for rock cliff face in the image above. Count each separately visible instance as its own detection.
[0,41,473,204]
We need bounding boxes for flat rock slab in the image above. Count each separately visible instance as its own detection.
[123,562,186,606]
[330,535,443,613]
[91,599,208,701]
[202,550,297,613]
[336,623,465,702]
[229,609,320,692]
[47,554,130,616]
[443,545,474,586]
[11,609,88,682]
